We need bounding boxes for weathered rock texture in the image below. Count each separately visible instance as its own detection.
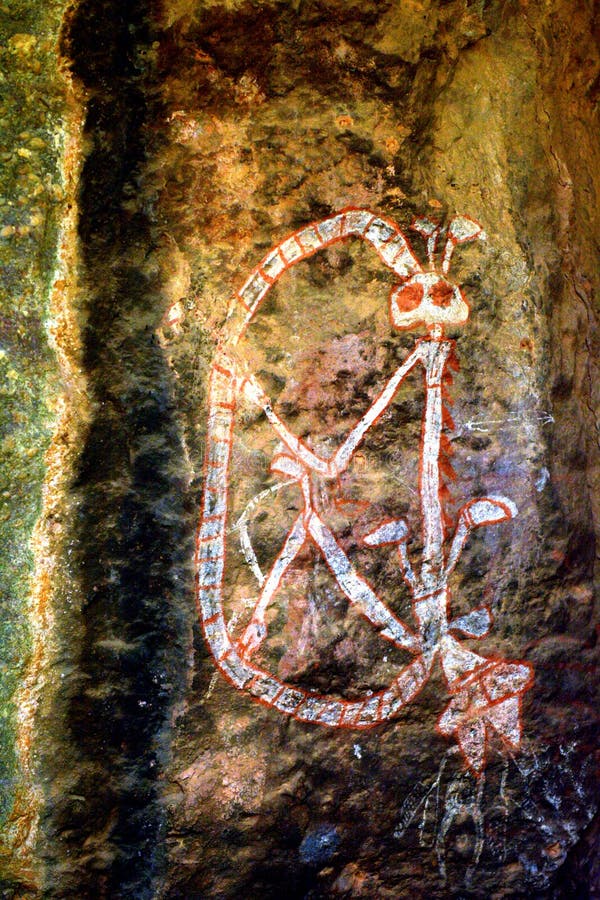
[0,1,599,898]
[0,0,73,889]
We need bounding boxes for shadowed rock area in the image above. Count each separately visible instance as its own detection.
[0,1,598,898]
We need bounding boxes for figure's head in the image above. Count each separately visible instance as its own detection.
[389,216,485,334]
[390,271,469,331]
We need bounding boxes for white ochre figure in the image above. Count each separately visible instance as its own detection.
[196,208,533,775]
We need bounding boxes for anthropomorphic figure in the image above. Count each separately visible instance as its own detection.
[196,208,533,772]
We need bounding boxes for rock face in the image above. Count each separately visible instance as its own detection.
[0,0,73,889]
[1,1,599,898]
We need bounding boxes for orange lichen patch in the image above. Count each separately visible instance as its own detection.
[332,862,370,894]
[0,793,38,887]
[233,73,266,106]
[543,841,564,860]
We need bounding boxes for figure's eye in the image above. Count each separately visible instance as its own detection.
[430,280,454,308]
[394,282,424,311]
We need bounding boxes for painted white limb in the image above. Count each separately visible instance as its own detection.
[215,346,336,477]
[420,392,443,565]
[238,513,308,658]
[363,518,419,593]
[397,541,420,593]
[419,342,451,585]
[241,345,421,479]
[260,399,333,476]
[443,515,469,580]
[443,496,518,579]
[231,364,331,476]
[412,217,442,269]
[307,512,419,653]
[238,516,266,587]
[231,480,297,586]
[441,217,485,275]
[332,346,422,474]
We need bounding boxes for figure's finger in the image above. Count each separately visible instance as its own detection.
[449,606,493,639]
[463,496,517,528]
[444,495,518,577]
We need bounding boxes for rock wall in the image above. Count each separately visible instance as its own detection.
[1,1,598,897]
[0,0,74,889]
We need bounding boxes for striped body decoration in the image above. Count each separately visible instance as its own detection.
[226,207,422,346]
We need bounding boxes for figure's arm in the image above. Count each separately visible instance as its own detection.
[240,345,421,477]
[332,345,421,473]
[240,373,333,475]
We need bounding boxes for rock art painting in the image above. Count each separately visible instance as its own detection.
[196,208,533,775]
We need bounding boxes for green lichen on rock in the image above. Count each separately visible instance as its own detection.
[0,0,66,855]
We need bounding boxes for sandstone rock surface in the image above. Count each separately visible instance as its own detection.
[0,1,598,898]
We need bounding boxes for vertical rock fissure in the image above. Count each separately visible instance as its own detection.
[40,2,193,896]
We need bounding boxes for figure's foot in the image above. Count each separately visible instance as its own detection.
[237,617,267,659]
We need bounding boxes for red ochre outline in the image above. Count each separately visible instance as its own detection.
[436,650,534,710]
[448,602,495,638]
[196,360,431,728]
[200,624,434,733]
[390,281,471,334]
[194,357,427,731]
[414,337,456,554]
[196,209,533,766]
[362,517,408,547]
[454,496,516,532]
[228,335,422,485]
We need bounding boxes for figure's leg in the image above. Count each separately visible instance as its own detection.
[306,512,418,653]
[237,513,307,658]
